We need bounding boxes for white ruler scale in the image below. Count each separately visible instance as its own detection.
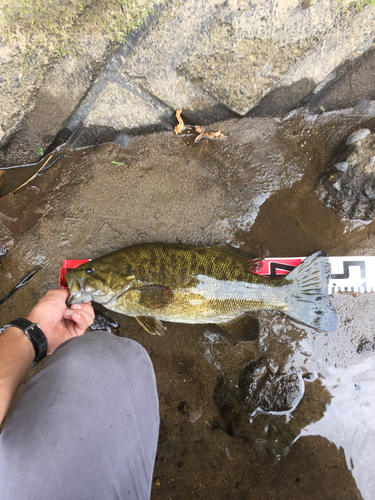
[255,257,375,295]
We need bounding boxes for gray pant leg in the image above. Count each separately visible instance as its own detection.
[0,331,159,500]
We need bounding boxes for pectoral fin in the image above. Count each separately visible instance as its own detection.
[136,316,165,336]
[137,285,173,309]
[217,313,260,341]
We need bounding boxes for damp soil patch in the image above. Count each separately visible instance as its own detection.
[1,108,375,500]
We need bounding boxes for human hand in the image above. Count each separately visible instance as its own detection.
[26,289,95,354]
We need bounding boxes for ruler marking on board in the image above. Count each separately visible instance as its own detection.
[331,260,366,280]
[254,256,375,295]
[268,262,296,278]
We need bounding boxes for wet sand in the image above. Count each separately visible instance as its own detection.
[1,109,375,499]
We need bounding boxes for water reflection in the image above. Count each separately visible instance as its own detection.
[298,356,375,500]
[206,291,375,499]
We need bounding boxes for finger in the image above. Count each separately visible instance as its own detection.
[63,309,74,319]
[77,308,95,327]
[45,288,69,302]
[70,302,95,321]
[70,310,94,336]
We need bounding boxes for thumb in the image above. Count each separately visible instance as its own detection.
[64,309,93,336]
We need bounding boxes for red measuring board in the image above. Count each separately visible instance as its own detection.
[255,258,304,277]
[60,256,375,294]
[59,259,90,288]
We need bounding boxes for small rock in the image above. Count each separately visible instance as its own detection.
[90,310,119,333]
[260,63,272,77]
[177,401,188,415]
[334,162,348,173]
[114,132,131,147]
[346,128,371,145]
[317,128,375,220]
[363,181,375,200]
[0,237,13,257]
[188,407,203,423]
[357,337,375,354]
[238,358,301,413]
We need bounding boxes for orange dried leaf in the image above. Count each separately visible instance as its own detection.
[206,130,225,139]
[0,170,4,188]
[194,129,226,143]
[174,109,185,134]
[0,256,12,269]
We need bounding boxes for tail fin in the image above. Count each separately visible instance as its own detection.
[285,251,337,332]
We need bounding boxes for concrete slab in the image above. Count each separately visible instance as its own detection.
[2,0,375,165]
[66,28,176,142]
[120,0,374,116]
[70,0,375,140]
[0,33,111,167]
[308,46,375,113]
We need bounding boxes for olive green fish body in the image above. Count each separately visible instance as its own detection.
[104,244,287,319]
[67,243,337,340]
[111,275,288,323]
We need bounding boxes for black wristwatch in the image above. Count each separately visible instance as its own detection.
[3,318,48,364]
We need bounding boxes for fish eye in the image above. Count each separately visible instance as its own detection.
[86,267,94,274]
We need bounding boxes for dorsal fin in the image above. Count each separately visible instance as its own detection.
[210,244,261,273]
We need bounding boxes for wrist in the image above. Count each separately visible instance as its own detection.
[26,312,46,334]
[25,313,53,354]
[2,326,35,363]
[0,326,35,423]
[4,319,48,365]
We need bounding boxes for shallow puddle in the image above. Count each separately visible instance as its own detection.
[1,108,375,499]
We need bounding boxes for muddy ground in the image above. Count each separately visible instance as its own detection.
[1,109,375,499]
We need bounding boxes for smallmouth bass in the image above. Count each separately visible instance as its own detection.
[66,243,337,340]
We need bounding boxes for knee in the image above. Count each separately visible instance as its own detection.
[44,331,156,386]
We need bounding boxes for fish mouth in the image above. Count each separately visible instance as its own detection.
[66,271,93,305]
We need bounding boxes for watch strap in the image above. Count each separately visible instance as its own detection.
[4,318,48,364]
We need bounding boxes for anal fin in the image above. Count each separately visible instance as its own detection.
[217,313,260,341]
[136,316,165,336]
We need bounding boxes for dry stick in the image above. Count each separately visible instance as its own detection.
[0,266,42,308]
[81,140,101,159]
[37,154,67,175]
[296,216,306,233]
[11,156,52,194]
